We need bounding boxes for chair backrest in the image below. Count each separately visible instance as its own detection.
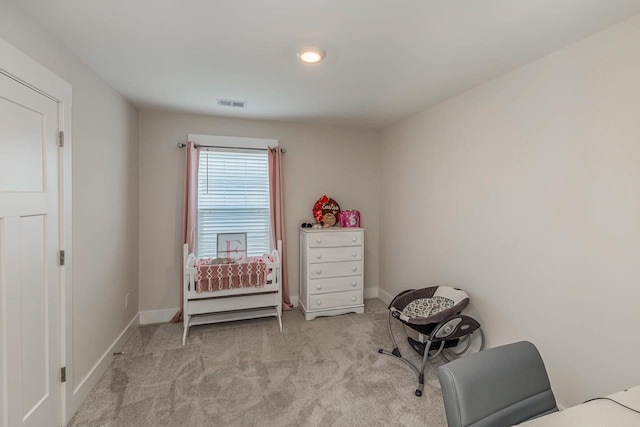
[437,341,557,427]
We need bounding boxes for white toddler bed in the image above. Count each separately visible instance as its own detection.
[182,240,283,345]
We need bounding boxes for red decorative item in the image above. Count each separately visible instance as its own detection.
[312,195,341,227]
[313,195,329,222]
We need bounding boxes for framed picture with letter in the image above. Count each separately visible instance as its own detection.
[217,232,247,261]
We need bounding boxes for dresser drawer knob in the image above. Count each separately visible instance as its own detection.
[316,299,322,306]
[351,252,357,257]
[351,267,357,272]
[351,296,357,302]
[316,284,322,290]
[316,238,322,244]
[316,269,322,275]
[351,237,357,242]
[351,281,357,287]
[316,253,323,259]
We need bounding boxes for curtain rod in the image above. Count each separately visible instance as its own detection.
[177,142,285,153]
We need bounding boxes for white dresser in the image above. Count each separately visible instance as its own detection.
[299,227,365,320]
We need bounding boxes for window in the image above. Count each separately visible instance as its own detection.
[197,148,270,258]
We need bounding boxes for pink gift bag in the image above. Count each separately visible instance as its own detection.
[338,210,360,228]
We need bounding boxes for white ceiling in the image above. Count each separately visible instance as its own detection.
[18,0,640,128]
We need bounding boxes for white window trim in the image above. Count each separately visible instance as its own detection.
[188,134,278,150]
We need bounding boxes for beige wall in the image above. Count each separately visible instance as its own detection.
[379,15,640,407]
[5,0,638,412]
[0,0,139,395]
[138,111,381,313]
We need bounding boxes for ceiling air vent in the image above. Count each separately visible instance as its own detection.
[216,99,247,108]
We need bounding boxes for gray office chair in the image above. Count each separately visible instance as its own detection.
[437,341,558,427]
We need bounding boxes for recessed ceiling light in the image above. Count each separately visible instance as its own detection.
[297,47,325,64]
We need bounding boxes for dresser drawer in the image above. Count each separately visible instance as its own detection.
[308,231,362,248]
[308,246,362,263]
[308,276,362,295]
[308,261,361,279]
[308,290,362,310]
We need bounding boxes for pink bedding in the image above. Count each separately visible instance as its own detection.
[195,261,268,293]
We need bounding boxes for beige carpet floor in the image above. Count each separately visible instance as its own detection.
[68,299,448,427]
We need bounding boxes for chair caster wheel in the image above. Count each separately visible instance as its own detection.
[378,349,383,353]
[415,390,422,397]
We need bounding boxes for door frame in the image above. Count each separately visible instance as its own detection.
[0,37,73,424]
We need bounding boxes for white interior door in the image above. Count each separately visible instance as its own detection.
[0,72,61,426]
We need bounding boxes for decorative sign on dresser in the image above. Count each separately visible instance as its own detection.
[299,227,365,320]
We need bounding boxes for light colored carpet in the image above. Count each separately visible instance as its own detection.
[68,299,448,426]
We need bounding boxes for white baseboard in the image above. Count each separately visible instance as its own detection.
[378,287,394,305]
[139,308,179,324]
[364,287,379,299]
[71,313,139,416]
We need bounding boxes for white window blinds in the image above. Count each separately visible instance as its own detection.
[197,148,271,258]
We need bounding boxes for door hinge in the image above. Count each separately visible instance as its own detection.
[59,250,65,266]
[61,367,66,383]
[58,131,65,147]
